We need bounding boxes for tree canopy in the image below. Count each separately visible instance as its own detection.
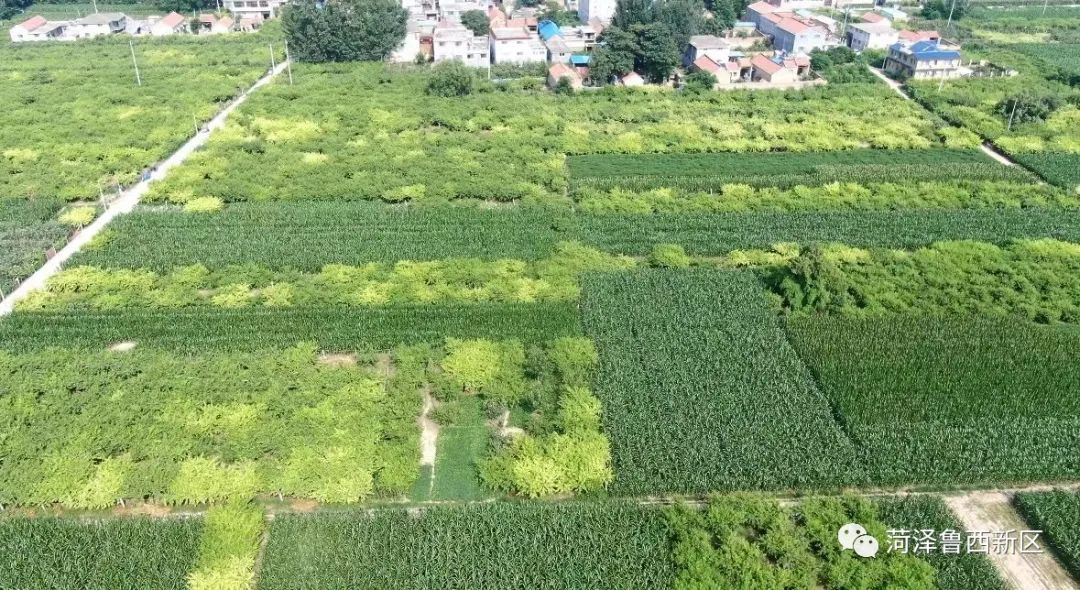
[589,22,680,85]
[460,9,490,36]
[282,0,408,63]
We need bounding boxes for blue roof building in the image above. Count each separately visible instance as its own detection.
[538,20,560,41]
[884,39,963,79]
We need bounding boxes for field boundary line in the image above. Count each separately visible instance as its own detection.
[0,60,288,317]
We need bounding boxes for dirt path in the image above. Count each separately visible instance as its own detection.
[419,385,438,467]
[980,142,1017,166]
[0,61,289,317]
[945,491,1078,590]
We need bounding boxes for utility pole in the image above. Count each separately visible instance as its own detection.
[193,113,200,135]
[1007,98,1018,131]
[92,0,99,13]
[1042,0,1048,16]
[284,41,294,85]
[269,42,277,71]
[129,40,142,87]
[945,0,957,32]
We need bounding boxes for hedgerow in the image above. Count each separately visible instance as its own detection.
[668,494,936,588]
[0,35,282,201]
[573,180,1073,214]
[1014,490,1080,581]
[0,344,421,506]
[258,502,675,589]
[876,495,1007,590]
[0,303,582,352]
[786,315,1080,485]
[768,239,1080,323]
[582,269,858,494]
[22,242,636,311]
[145,63,943,204]
[0,516,202,590]
[579,208,1080,256]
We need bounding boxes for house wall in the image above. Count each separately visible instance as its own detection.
[491,37,546,64]
[578,0,616,24]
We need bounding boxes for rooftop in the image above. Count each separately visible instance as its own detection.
[751,53,783,74]
[18,15,48,32]
[491,27,531,40]
[157,11,186,28]
[689,35,728,50]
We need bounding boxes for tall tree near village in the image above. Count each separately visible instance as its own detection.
[653,0,705,47]
[283,0,408,62]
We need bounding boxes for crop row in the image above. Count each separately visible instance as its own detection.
[0,199,67,294]
[73,203,1080,271]
[1013,490,1080,581]
[1010,152,1080,192]
[582,269,857,494]
[786,315,1080,485]
[0,303,581,352]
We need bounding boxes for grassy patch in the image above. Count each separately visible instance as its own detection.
[427,397,491,502]
[0,198,67,294]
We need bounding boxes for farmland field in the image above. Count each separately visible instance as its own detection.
[259,502,676,589]
[786,316,1080,485]
[0,516,202,590]
[0,199,67,294]
[1014,490,1080,580]
[582,269,858,494]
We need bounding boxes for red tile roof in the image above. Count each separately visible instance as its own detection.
[751,54,783,75]
[693,55,722,74]
[549,63,576,79]
[793,55,810,67]
[860,12,885,23]
[159,11,186,28]
[763,12,785,24]
[725,61,740,72]
[19,15,48,32]
[746,1,778,13]
[776,17,810,35]
[898,29,939,42]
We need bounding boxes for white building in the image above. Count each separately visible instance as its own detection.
[433,20,489,68]
[150,12,189,36]
[8,16,66,42]
[578,0,616,24]
[391,19,436,63]
[846,21,897,51]
[440,0,485,21]
[223,0,287,21]
[683,35,729,68]
[490,27,546,64]
[64,12,128,39]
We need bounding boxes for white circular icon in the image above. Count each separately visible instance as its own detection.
[853,534,880,558]
[838,523,867,550]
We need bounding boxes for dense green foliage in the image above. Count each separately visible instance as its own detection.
[1011,151,1080,191]
[1011,43,1080,85]
[876,496,1008,590]
[582,270,857,494]
[580,208,1080,256]
[669,494,936,589]
[0,303,582,352]
[0,35,280,201]
[146,63,942,204]
[187,504,264,590]
[0,516,202,590]
[259,502,676,589]
[0,344,422,506]
[1014,490,1080,581]
[0,198,67,294]
[22,242,635,311]
[573,180,1072,213]
[770,239,1080,323]
[281,0,407,62]
[787,316,1080,485]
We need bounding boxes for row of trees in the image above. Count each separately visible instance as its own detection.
[283,0,407,62]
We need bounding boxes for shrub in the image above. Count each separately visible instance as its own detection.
[184,197,225,213]
[58,206,96,228]
[648,243,691,267]
[426,61,476,97]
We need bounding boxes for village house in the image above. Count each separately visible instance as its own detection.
[846,21,898,51]
[750,52,808,83]
[223,0,286,21]
[859,11,886,24]
[64,12,128,39]
[433,19,488,67]
[898,29,940,43]
[683,35,730,68]
[150,12,189,36]
[8,16,66,42]
[547,62,583,89]
[691,55,742,85]
[490,27,547,64]
[620,71,645,86]
[440,0,485,22]
[391,19,436,63]
[745,1,779,28]
[211,15,235,33]
[884,39,962,79]
[578,0,616,24]
[771,17,834,54]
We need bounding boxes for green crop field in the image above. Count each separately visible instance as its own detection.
[259,502,676,589]
[582,269,858,494]
[787,316,1080,485]
[0,516,202,590]
[0,199,67,294]
[1014,490,1080,580]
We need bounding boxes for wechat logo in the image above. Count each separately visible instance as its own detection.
[839,523,880,558]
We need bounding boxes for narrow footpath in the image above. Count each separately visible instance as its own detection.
[945,491,1078,590]
[866,65,1016,166]
[0,61,288,316]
